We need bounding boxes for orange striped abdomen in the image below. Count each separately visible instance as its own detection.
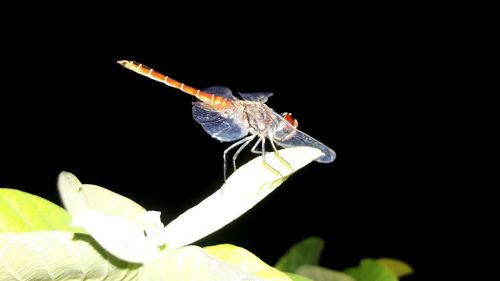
[117,60,233,108]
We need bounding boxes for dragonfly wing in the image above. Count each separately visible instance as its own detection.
[192,102,248,142]
[203,86,238,100]
[271,114,336,163]
[238,92,274,103]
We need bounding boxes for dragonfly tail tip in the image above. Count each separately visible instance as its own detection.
[117,60,130,67]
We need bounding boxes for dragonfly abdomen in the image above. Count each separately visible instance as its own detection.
[117,60,232,108]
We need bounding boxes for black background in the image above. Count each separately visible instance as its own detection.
[0,6,433,280]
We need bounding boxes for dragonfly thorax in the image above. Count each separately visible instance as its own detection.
[235,101,275,136]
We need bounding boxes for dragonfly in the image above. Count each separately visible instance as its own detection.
[117,60,336,180]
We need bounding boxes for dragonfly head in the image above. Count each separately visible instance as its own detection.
[281,112,298,129]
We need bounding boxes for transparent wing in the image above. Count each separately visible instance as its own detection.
[270,113,336,163]
[192,102,248,142]
[203,86,239,100]
[238,92,274,103]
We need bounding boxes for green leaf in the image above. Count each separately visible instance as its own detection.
[0,231,139,280]
[203,244,291,280]
[163,147,324,250]
[0,188,73,232]
[284,272,315,281]
[376,258,414,278]
[345,259,398,281]
[141,245,289,281]
[275,236,325,272]
[297,265,356,281]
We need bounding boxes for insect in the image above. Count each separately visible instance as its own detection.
[117,60,336,179]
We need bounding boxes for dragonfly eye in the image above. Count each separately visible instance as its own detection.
[281,112,298,128]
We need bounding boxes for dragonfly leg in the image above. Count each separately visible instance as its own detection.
[261,137,284,178]
[223,135,255,181]
[232,135,257,173]
[269,137,293,172]
[250,138,262,154]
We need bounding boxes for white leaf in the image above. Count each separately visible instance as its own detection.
[162,147,323,249]
[57,172,166,263]
[71,211,162,264]
[58,172,146,223]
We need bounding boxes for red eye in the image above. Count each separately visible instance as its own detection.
[282,112,298,128]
